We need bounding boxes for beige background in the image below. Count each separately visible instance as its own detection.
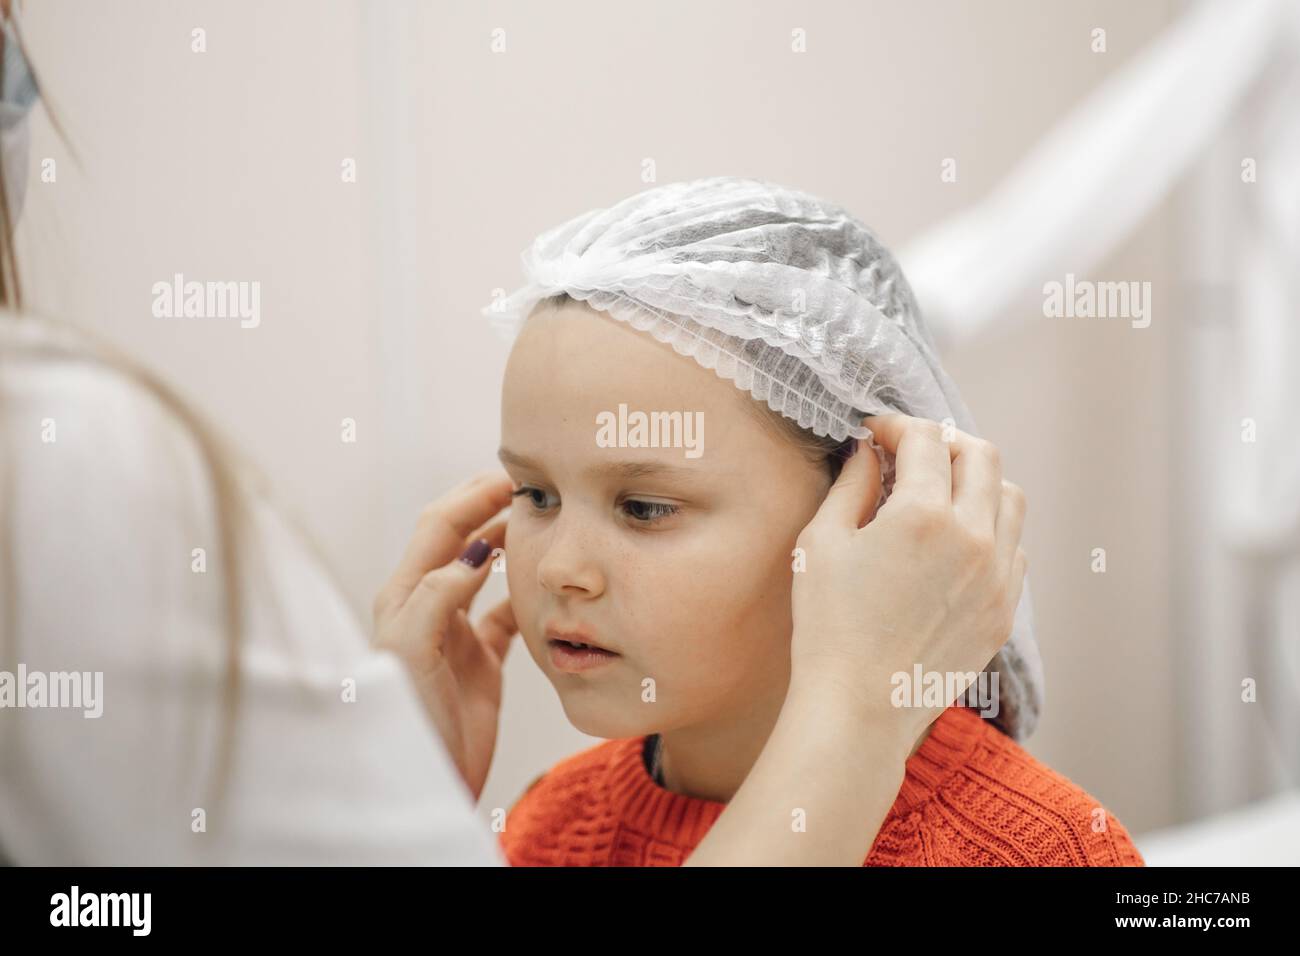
[17,0,1181,836]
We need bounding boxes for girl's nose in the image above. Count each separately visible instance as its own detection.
[536,511,605,598]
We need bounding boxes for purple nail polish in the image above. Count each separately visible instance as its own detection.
[459,538,491,568]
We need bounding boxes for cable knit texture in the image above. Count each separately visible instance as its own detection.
[500,705,1145,866]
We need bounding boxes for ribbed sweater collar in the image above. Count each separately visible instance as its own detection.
[606,704,987,847]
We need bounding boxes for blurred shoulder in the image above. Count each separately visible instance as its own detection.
[0,313,367,665]
[0,315,213,509]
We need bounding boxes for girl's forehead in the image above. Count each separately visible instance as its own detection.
[503,306,754,419]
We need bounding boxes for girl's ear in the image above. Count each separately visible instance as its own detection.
[814,433,884,532]
[826,437,859,484]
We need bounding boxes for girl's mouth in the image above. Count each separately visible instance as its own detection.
[548,639,620,672]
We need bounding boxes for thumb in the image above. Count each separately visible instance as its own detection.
[814,429,884,532]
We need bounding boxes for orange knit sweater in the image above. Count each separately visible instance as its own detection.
[500,704,1146,866]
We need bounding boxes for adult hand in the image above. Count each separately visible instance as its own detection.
[789,414,1028,750]
[373,472,518,802]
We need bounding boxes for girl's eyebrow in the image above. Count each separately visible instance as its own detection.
[497,447,701,482]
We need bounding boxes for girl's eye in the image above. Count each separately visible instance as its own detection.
[511,486,678,525]
[512,486,556,512]
[621,498,679,524]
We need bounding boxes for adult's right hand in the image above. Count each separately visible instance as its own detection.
[372,472,518,802]
[789,414,1028,751]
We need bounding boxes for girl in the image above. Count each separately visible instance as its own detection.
[486,177,1144,866]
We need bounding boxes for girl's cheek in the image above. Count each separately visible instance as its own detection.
[503,530,533,603]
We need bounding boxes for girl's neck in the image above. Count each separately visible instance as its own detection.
[653,697,784,803]
[651,703,935,803]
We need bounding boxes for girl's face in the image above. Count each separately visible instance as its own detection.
[499,299,832,739]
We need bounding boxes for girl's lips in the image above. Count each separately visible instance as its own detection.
[548,639,620,673]
[544,626,616,654]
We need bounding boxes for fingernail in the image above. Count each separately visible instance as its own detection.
[459,538,491,568]
[842,440,858,459]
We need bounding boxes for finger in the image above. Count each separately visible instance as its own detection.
[1010,552,1028,621]
[863,413,953,508]
[476,597,519,662]
[995,554,1029,658]
[384,472,513,609]
[812,432,883,532]
[950,435,1003,536]
[995,480,1027,577]
[392,537,497,649]
[466,516,508,557]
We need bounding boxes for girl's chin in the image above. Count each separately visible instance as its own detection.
[555,693,657,740]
